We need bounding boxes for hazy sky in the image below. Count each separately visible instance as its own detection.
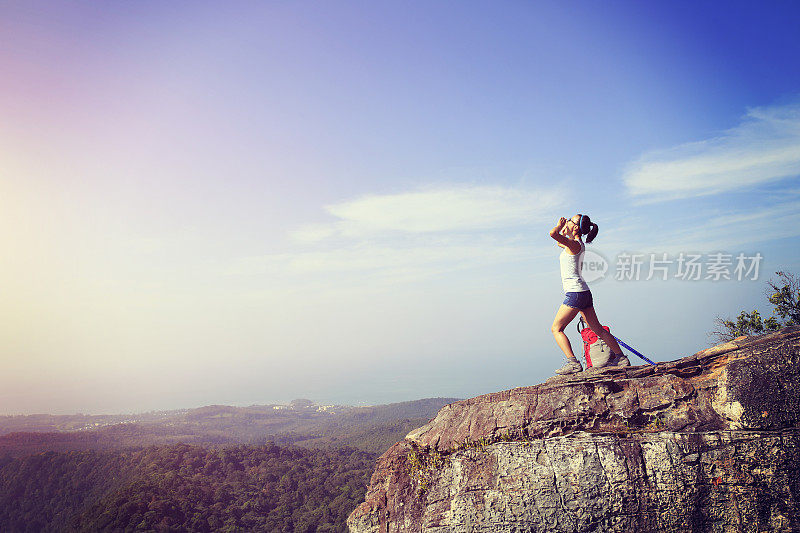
[2,1,800,414]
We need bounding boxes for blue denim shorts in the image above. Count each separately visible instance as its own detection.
[563,290,593,310]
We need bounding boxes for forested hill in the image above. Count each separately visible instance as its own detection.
[0,397,460,532]
[0,397,458,530]
[0,443,374,532]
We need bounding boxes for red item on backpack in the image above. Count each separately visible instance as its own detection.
[579,321,610,368]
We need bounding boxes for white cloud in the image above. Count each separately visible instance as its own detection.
[624,101,800,201]
[290,184,563,242]
[238,184,566,287]
[228,235,548,288]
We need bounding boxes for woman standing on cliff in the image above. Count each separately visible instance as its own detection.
[549,215,629,375]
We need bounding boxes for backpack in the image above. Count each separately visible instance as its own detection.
[577,317,612,368]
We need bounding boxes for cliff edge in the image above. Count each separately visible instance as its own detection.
[348,327,800,532]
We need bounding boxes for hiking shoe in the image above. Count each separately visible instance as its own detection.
[610,353,630,367]
[554,360,583,375]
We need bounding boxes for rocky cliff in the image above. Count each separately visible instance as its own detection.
[348,327,800,532]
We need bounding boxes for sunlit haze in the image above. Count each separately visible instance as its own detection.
[2,1,800,414]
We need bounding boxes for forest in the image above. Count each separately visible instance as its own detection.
[0,398,459,530]
[0,443,375,532]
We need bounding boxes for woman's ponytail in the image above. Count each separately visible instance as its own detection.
[586,222,598,243]
[578,214,599,243]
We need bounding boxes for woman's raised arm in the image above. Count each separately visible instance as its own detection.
[549,217,580,253]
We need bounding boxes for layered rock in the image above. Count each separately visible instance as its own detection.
[348,327,800,532]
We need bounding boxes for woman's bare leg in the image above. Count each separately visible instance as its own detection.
[551,304,581,360]
[579,307,623,354]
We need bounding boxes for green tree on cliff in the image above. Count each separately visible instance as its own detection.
[711,271,800,342]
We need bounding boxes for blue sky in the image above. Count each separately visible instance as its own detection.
[2,1,800,413]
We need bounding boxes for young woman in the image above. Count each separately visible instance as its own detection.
[549,214,629,375]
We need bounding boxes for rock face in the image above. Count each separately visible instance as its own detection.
[348,327,800,532]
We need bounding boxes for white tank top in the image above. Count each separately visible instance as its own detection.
[559,240,590,293]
